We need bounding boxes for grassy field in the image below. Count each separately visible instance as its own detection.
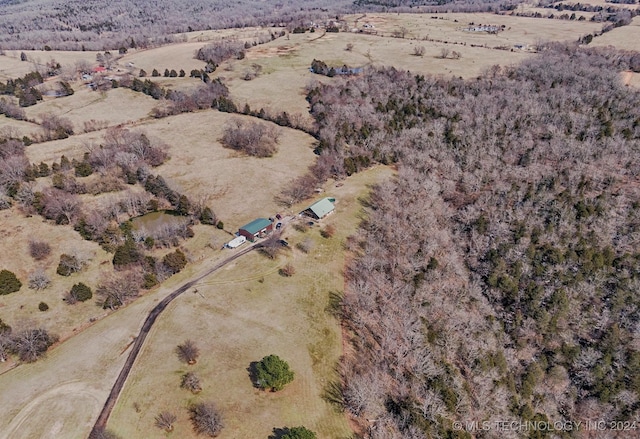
[0,50,100,80]
[107,166,395,439]
[0,207,112,374]
[0,10,637,438]
[137,111,317,225]
[23,86,158,134]
[222,12,601,117]
[590,15,640,51]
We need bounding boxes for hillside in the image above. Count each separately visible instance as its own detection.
[307,45,640,437]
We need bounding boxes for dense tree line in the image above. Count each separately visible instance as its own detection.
[0,0,356,50]
[307,45,640,437]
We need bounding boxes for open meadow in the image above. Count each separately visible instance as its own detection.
[107,166,394,439]
[221,11,602,116]
[590,15,640,51]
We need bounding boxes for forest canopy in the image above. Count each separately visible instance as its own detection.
[306,45,640,437]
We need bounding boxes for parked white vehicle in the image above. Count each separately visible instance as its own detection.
[226,235,247,248]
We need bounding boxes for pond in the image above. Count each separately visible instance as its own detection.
[130,210,187,235]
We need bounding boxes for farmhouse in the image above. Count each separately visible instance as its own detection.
[238,218,273,242]
[303,197,336,220]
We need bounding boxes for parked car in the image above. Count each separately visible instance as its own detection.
[276,213,282,220]
[276,222,282,230]
[278,239,289,247]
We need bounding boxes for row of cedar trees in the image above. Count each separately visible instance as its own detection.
[302,44,640,437]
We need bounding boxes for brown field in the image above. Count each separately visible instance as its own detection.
[0,207,112,375]
[118,43,208,74]
[0,50,100,80]
[107,166,394,439]
[0,115,41,139]
[23,86,158,133]
[222,12,602,117]
[135,111,317,224]
[590,15,640,50]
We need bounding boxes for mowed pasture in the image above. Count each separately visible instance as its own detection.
[590,15,640,51]
[0,207,112,374]
[108,166,395,439]
[23,87,158,134]
[0,50,99,80]
[221,12,602,117]
[139,111,317,224]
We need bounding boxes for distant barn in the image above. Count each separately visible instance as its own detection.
[303,197,335,220]
[238,218,273,242]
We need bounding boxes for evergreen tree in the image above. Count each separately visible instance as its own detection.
[0,270,21,295]
[254,354,294,391]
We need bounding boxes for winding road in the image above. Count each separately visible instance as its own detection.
[89,242,262,437]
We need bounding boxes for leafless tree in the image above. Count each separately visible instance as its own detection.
[176,339,200,365]
[28,269,51,291]
[438,47,450,59]
[29,240,51,260]
[0,155,28,189]
[296,237,314,253]
[260,232,284,259]
[181,372,202,393]
[279,263,295,277]
[277,174,318,207]
[345,43,354,51]
[154,411,177,432]
[39,114,74,140]
[221,118,280,158]
[96,269,143,309]
[189,402,224,437]
[8,328,58,363]
[412,45,425,57]
[42,189,82,224]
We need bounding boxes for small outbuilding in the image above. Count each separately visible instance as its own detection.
[238,218,273,242]
[303,197,335,220]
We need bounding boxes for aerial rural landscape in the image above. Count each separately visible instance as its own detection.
[0,0,639,438]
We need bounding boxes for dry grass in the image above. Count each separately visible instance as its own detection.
[0,50,100,80]
[139,111,316,225]
[222,12,602,117]
[0,115,41,139]
[344,12,602,46]
[23,87,158,134]
[590,15,640,51]
[118,43,209,74]
[107,166,394,439]
[0,207,112,371]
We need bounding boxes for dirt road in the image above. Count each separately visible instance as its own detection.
[89,243,261,437]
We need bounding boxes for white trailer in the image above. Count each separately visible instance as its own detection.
[226,235,247,248]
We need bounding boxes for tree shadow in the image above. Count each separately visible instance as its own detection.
[268,427,291,439]
[247,361,260,389]
[322,380,345,412]
[325,290,344,318]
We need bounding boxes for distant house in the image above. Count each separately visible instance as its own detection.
[92,66,106,73]
[303,197,335,220]
[238,218,273,242]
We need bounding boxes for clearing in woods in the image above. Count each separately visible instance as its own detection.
[107,166,395,439]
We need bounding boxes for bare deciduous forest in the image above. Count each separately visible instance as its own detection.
[307,45,640,437]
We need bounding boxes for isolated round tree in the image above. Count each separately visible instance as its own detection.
[189,402,224,437]
[254,354,294,391]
